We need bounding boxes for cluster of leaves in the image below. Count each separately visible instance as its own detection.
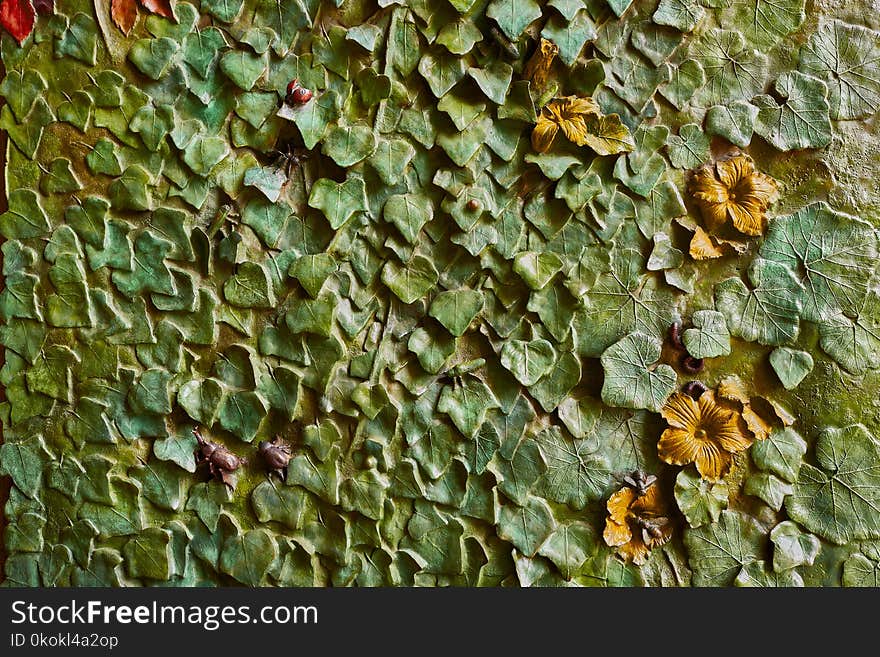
[2,0,880,588]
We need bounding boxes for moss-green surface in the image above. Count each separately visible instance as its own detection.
[2,0,880,586]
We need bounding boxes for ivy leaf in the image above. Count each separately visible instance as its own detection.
[721,0,805,49]
[691,28,768,106]
[536,425,610,509]
[418,49,467,98]
[600,332,676,412]
[537,522,595,580]
[407,326,456,375]
[769,347,813,390]
[184,27,227,78]
[201,0,243,23]
[705,100,758,148]
[153,426,198,473]
[322,125,377,167]
[659,59,705,110]
[527,284,579,343]
[111,231,174,298]
[492,437,547,506]
[57,90,93,132]
[674,467,729,528]
[576,252,678,358]
[368,138,415,185]
[437,19,483,55]
[223,261,275,309]
[0,69,45,122]
[288,254,336,298]
[86,139,123,177]
[0,189,50,239]
[818,290,880,375]
[122,527,171,580]
[243,166,286,203]
[500,339,556,386]
[251,481,312,530]
[285,294,336,337]
[185,481,231,531]
[131,459,184,511]
[752,71,832,151]
[218,391,268,442]
[0,99,53,160]
[541,11,597,66]
[744,472,792,510]
[177,378,224,426]
[467,62,513,105]
[387,8,420,76]
[786,424,880,544]
[184,136,230,176]
[384,194,433,246]
[219,49,268,91]
[79,477,144,538]
[252,0,309,56]
[308,176,368,230]
[770,521,820,572]
[220,529,278,586]
[682,309,730,359]
[486,0,542,41]
[39,158,82,194]
[751,427,806,483]
[581,113,636,156]
[684,510,764,586]
[109,165,152,211]
[714,258,803,346]
[665,123,709,170]
[653,0,704,32]
[128,37,179,80]
[381,255,438,305]
[799,19,880,120]
[758,201,877,323]
[129,104,174,152]
[843,553,880,586]
[429,289,483,337]
[0,438,44,499]
[280,90,340,150]
[437,376,500,438]
[734,561,803,587]
[497,495,555,557]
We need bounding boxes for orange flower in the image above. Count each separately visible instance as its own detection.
[522,38,558,90]
[603,481,671,565]
[658,391,753,481]
[689,154,779,236]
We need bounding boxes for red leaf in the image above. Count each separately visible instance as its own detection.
[139,0,174,19]
[111,0,137,35]
[0,0,35,45]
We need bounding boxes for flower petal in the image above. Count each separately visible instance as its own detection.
[617,536,652,565]
[531,119,558,152]
[690,226,725,260]
[716,154,754,188]
[694,441,732,481]
[727,200,764,236]
[661,392,701,429]
[606,487,636,523]
[658,427,702,466]
[603,519,632,548]
[690,168,729,204]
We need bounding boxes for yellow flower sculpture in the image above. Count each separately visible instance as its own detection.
[603,481,671,565]
[689,153,779,237]
[531,96,635,155]
[522,38,558,90]
[658,390,753,481]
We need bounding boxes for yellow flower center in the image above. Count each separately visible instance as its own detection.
[694,427,708,441]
